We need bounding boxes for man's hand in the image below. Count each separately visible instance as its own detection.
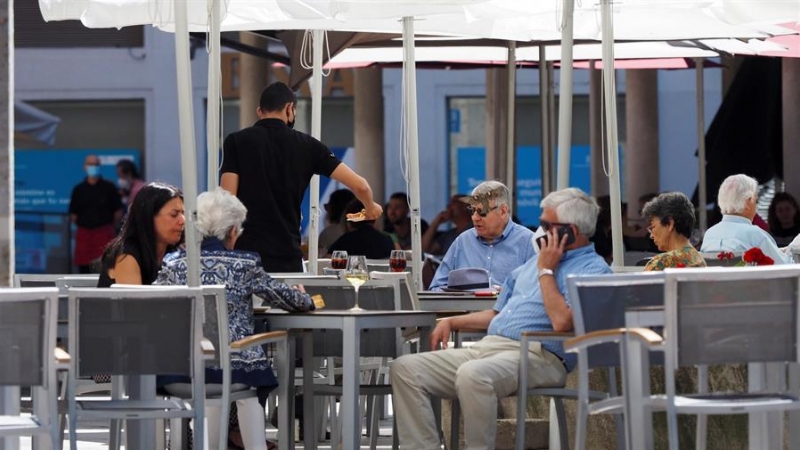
[363,202,383,220]
[432,209,452,227]
[429,319,452,351]
[537,228,567,271]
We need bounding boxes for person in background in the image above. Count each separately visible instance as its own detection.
[69,154,124,273]
[97,182,185,287]
[641,192,706,271]
[422,194,473,256]
[701,174,792,264]
[116,159,146,210]
[428,181,535,291]
[221,81,382,273]
[156,189,314,450]
[383,192,429,250]
[327,199,395,259]
[318,188,355,255]
[768,192,800,244]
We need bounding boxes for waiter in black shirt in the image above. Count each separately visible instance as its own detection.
[221,81,383,272]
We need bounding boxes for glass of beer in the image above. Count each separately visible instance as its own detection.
[331,250,348,269]
[389,250,407,272]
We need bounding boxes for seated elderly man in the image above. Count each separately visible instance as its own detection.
[428,181,534,291]
[391,187,611,450]
[701,174,792,264]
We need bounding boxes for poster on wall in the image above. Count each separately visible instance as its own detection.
[15,149,141,273]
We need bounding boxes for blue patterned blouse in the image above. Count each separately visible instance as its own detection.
[155,237,314,388]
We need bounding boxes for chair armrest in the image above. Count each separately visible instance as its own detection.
[201,338,216,358]
[521,331,575,342]
[230,331,288,353]
[456,328,488,334]
[564,328,663,353]
[54,347,71,366]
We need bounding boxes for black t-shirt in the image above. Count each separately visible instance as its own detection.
[68,177,123,229]
[221,119,341,262]
[328,226,395,259]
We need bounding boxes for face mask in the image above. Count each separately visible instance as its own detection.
[286,105,296,129]
[117,178,130,190]
[287,119,295,129]
[86,165,100,177]
[532,226,546,254]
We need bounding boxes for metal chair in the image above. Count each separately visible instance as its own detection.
[700,251,743,267]
[0,287,62,450]
[370,271,420,310]
[66,287,208,450]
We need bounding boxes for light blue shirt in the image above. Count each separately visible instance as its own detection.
[429,219,535,291]
[487,244,612,371]
[700,215,791,264]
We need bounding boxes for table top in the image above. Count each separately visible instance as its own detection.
[258,309,434,317]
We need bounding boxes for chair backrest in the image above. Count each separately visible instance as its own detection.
[664,266,800,369]
[282,278,403,357]
[68,287,203,378]
[200,285,228,368]
[269,273,338,283]
[568,272,665,369]
[13,274,65,288]
[370,271,419,310]
[700,252,743,267]
[366,259,391,273]
[0,288,58,388]
[56,275,100,294]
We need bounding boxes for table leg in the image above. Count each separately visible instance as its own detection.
[126,375,156,450]
[341,317,360,450]
[0,386,20,450]
[623,334,652,450]
[302,332,316,450]
[276,333,295,450]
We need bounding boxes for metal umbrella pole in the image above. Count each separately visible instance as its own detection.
[556,0,575,189]
[403,17,423,290]
[308,30,324,274]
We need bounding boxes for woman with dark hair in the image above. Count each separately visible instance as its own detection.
[641,192,706,271]
[115,159,146,207]
[98,182,185,287]
[768,192,800,241]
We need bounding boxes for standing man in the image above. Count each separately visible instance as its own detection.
[69,154,123,273]
[221,81,382,272]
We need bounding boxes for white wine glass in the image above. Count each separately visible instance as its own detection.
[345,255,369,311]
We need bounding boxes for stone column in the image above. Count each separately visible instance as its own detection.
[783,58,800,198]
[624,70,659,215]
[353,67,385,202]
[0,0,10,285]
[485,67,509,182]
[589,64,608,197]
[238,32,270,128]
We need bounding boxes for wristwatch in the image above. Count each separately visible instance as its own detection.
[538,268,554,280]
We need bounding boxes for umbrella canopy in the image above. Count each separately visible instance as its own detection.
[14,101,61,146]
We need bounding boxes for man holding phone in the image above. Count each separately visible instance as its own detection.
[391,187,611,450]
[428,180,535,291]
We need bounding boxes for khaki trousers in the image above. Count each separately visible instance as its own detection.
[390,335,566,450]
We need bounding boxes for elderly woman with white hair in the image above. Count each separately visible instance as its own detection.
[701,174,791,264]
[156,189,314,450]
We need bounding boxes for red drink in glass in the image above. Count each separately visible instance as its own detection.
[390,258,407,272]
[331,258,347,269]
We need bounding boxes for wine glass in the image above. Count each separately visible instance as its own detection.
[345,255,369,311]
[389,250,407,272]
[331,250,348,270]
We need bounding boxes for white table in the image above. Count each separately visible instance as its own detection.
[623,306,785,450]
[258,310,436,450]
[417,292,498,312]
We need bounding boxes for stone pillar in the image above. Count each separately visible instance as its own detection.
[624,70,659,215]
[353,67,385,203]
[589,64,608,197]
[0,0,10,285]
[485,67,509,182]
[783,58,800,198]
[238,32,270,128]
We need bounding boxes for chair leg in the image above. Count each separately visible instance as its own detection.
[449,399,460,450]
[169,418,183,450]
[156,418,166,450]
[695,365,708,450]
[553,398,569,450]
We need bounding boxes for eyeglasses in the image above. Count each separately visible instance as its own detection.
[467,205,499,218]
[539,220,572,231]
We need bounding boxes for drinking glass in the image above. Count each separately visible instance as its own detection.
[389,250,407,272]
[345,255,369,311]
[331,250,348,270]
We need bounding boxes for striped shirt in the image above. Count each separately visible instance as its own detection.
[487,243,611,371]
[429,219,535,291]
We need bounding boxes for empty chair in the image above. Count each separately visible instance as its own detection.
[370,271,419,310]
[0,287,61,450]
[66,287,208,450]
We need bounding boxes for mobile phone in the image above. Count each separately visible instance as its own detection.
[536,225,576,249]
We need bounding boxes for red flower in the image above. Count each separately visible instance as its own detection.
[716,251,734,260]
[675,263,687,268]
[742,247,774,266]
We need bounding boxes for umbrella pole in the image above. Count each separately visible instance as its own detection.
[695,57,707,234]
[174,0,200,286]
[506,41,517,209]
[308,30,323,274]
[556,0,575,190]
[206,0,220,190]
[601,0,624,268]
[403,17,423,291]
[539,45,552,197]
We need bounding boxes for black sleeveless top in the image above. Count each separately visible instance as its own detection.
[97,244,155,287]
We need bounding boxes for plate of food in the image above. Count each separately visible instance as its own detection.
[346,209,367,222]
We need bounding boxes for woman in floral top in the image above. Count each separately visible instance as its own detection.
[156,189,314,450]
[641,192,706,271]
